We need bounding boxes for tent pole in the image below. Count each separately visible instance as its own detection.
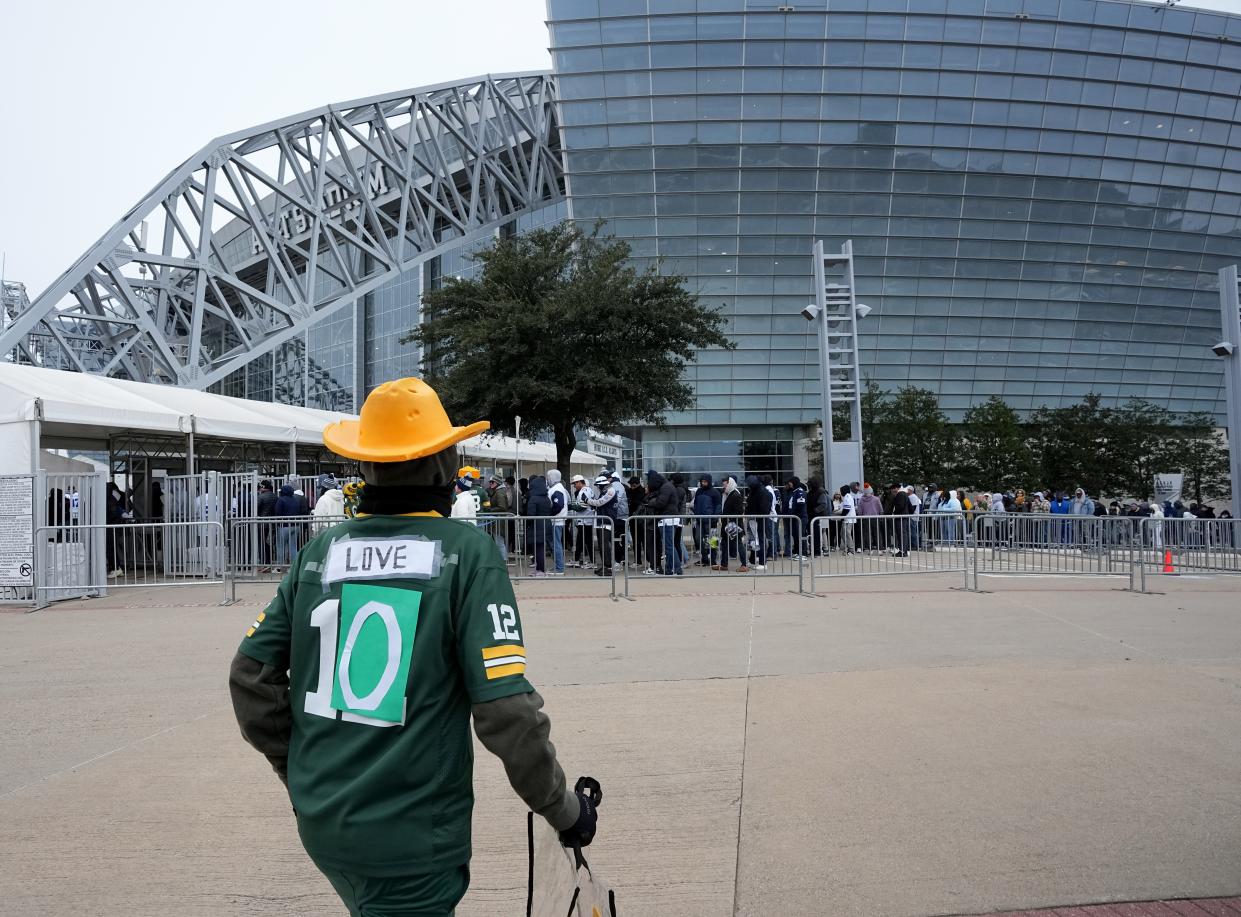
[30,397,42,475]
[289,442,297,482]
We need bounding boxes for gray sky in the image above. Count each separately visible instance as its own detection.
[2,0,1241,295]
[0,0,551,293]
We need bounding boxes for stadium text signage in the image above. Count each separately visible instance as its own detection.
[250,164,391,255]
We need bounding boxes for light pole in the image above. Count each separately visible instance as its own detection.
[1217,266,1241,520]
[514,414,522,484]
[803,239,870,493]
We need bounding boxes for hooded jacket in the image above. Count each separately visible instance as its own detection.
[311,487,345,531]
[745,475,772,518]
[643,471,680,519]
[256,488,278,517]
[275,484,302,518]
[546,470,569,525]
[693,475,722,518]
[1070,491,1095,516]
[939,490,963,513]
[611,478,629,519]
[721,477,744,517]
[786,481,808,526]
[857,489,882,517]
[525,476,552,543]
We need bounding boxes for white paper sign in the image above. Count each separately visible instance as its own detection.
[322,537,440,587]
[1153,473,1183,504]
[0,476,34,586]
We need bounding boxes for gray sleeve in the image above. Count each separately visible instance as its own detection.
[228,650,291,785]
[472,690,580,831]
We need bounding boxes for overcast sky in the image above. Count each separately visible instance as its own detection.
[2,0,1240,295]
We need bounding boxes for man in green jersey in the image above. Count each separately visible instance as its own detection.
[229,377,597,916]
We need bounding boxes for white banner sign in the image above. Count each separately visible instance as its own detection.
[0,476,34,586]
[1153,472,1183,505]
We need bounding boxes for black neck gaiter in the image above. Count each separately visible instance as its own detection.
[357,484,452,517]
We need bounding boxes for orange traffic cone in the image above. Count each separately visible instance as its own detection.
[1161,549,1176,575]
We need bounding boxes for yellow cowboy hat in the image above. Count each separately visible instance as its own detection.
[323,377,489,463]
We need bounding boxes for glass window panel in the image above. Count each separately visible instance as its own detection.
[602,44,649,69]
[600,16,647,42]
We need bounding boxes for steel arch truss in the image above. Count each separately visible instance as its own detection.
[0,72,563,387]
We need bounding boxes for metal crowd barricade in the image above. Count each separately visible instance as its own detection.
[498,513,618,599]
[972,513,1137,591]
[619,513,808,596]
[226,514,348,602]
[226,513,621,601]
[34,521,226,609]
[1137,516,1241,593]
[808,512,969,591]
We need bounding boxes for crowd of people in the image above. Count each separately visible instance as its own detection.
[449,470,1236,574]
[72,466,1235,583]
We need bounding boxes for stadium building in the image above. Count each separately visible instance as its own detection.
[3,0,1241,483]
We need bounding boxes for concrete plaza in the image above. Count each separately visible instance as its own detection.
[1,572,1239,916]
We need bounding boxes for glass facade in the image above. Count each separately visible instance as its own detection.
[547,0,1241,424]
[215,0,1241,471]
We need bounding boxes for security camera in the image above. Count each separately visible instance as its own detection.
[855,303,872,319]
[1213,341,1235,357]
[801,303,821,321]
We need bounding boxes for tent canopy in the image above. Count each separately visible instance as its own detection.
[0,364,608,474]
[0,363,347,444]
[459,434,604,470]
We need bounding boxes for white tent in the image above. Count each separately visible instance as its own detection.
[459,434,606,477]
[0,364,609,475]
[0,363,354,474]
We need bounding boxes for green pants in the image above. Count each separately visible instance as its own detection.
[314,862,469,917]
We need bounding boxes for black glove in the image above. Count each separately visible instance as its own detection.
[559,776,601,849]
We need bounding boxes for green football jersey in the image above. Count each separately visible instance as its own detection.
[238,513,533,876]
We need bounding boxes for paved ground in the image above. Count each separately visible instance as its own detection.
[970,901,1241,916]
[1,572,1238,916]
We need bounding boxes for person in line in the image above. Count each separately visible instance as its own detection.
[888,483,913,557]
[745,475,772,571]
[274,483,302,569]
[525,475,551,576]
[586,473,617,577]
[486,474,511,562]
[255,479,278,572]
[784,477,809,558]
[546,470,569,576]
[670,473,689,567]
[838,484,858,555]
[805,477,830,557]
[906,484,922,551]
[692,474,722,567]
[569,475,594,568]
[229,377,596,916]
[643,470,682,576]
[938,488,963,544]
[856,484,883,553]
[293,486,311,516]
[450,466,482,524]
[763,476,781,557]
[311,474,344,534]
[609,472,630,568]
[716,476,746,571]
[624,476,646,571]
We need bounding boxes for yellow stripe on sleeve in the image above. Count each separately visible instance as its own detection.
[482,644,526,661]
[485,662,526,680]
[245,627,256,637]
